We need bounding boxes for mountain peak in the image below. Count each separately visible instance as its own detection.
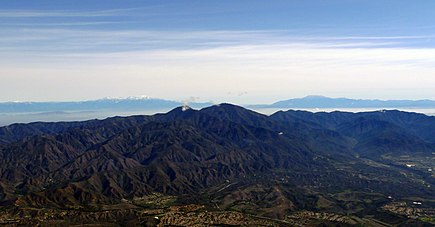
[99,95,151,101]
[208,103,244,109]
[168,106,196,113]
[303,95,328,99]
[181,105,191,111]
[201,103,260,115]
[267,96,435,109]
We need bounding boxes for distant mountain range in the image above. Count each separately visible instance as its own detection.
[1,96,435,114]
[0,97,212,113]
[1,96,435,127]
[0,104,434,225]
[251,95,435,108]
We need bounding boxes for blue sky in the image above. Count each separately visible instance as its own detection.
[1,0,435,103]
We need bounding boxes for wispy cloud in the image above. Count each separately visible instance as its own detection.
[1,1,435,103]
[1,28,430,55]
[1,33,435,102]
[0,28,434,102]
[0,21,128,27]
[0,7,156,18]
[2,28,435,70]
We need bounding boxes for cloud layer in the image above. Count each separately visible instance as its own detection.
[0,4,434,103]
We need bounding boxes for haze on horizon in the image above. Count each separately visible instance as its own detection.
[1,0,435,104]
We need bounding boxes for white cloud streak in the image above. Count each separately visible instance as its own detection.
[0,8,150,17]
[1,29,428,54]
[0,29,434,102]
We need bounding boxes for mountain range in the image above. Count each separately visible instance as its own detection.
[250,95,435,108]
[0,97,212,113]
[1,96,435,114]
[0,104,434,225]
[2,96,435,127]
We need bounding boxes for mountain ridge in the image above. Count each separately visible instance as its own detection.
[0,104,434,225]
[2,96,435,127]
[252,95,435,108]
[1,96,435,114]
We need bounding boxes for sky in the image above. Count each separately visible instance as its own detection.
[1,0,435,104]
